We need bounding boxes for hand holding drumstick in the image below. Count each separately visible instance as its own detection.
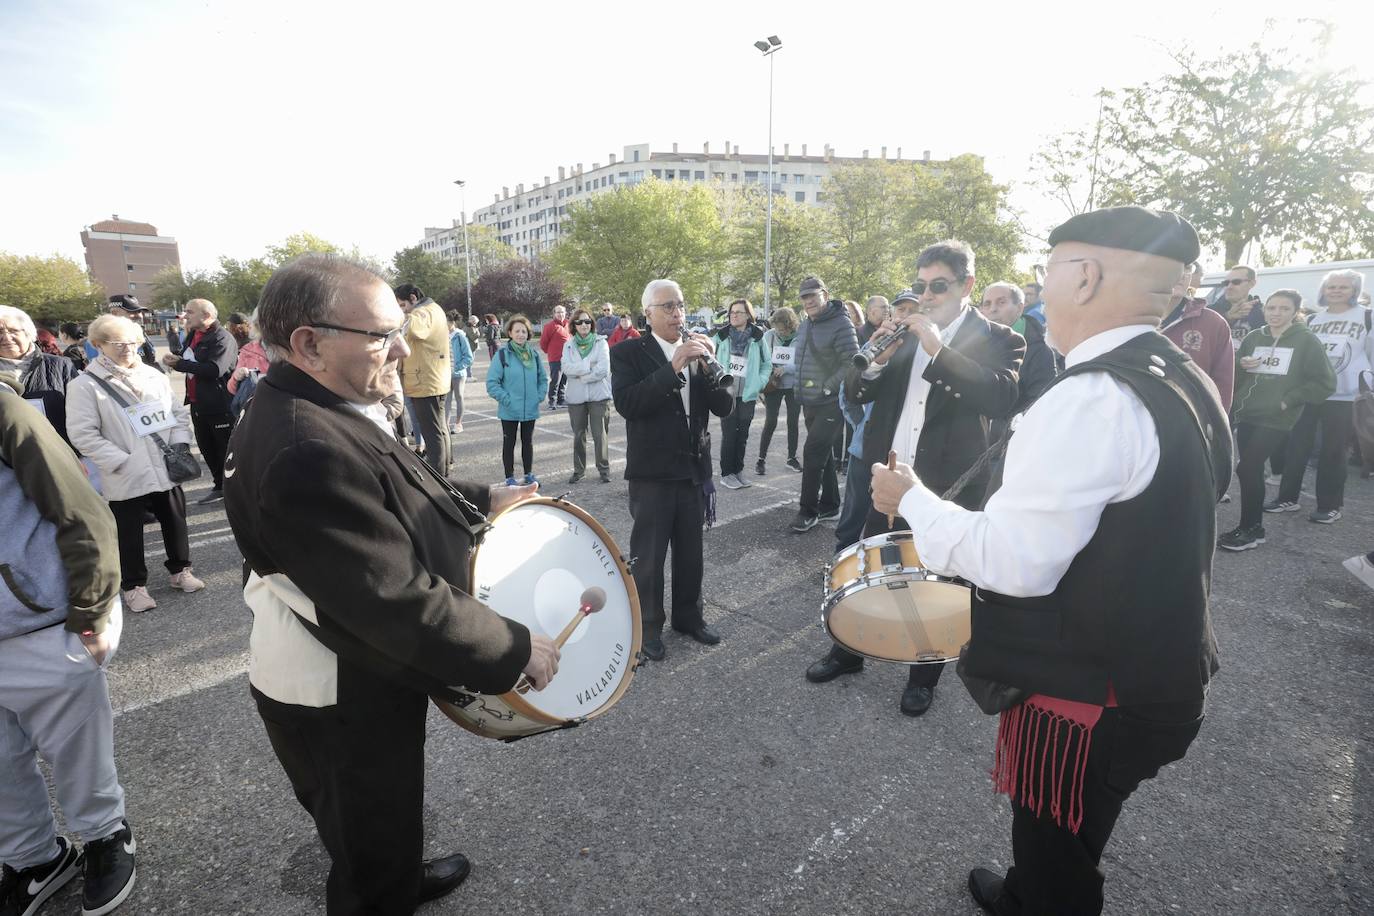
[517,587,606,692]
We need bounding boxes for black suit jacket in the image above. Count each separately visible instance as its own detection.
[223,361,531,699]
[611,333,734,482]
[846,307,1024,508]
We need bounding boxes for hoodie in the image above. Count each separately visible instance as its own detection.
[1232,323,1336,430]
[1162,297,1235,412]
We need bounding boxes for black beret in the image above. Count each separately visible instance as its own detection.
[1048,206,1200,264]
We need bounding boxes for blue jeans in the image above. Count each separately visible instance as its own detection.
[833,453,872,551]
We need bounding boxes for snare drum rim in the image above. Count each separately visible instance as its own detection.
[470,496,644,726]
[820,571,969,665]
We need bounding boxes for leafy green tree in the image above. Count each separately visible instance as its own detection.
[821,160,919,302]
[392,246,466,301]
[149,265,221,311]
[908,155,1025,288]
[266,232,341,265]
[0,252,105,321]
[726,190,831,309]
[1044,22,1374,265]
[547,179,727,312]
[214,256,275,313]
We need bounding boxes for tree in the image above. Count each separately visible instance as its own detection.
[214,256,275,313]
[149,265,221,311]
[0,252,105,321]
[265,231,341,265]
[907,155,1026,288]
[726,190,831,308]
[465,224,517,277]
[471,259,565,323]
[392,246,466,302]
[547,179,727,312]
[1075,23,1374,265]
[821,160,920,302]
[1027,90,1123,234]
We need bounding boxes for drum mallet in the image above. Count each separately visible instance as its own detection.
[553,587,607,649]
[885,450,897,528]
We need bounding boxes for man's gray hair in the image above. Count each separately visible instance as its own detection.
[186,298,218,320]
[983,281,1025,307]
[256,254,389,361]
[0,305,37,341]
[1318,268,1364,307]
[641,279,683,310]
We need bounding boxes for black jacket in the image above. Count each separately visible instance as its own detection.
[846,307,1023,508]
[611,333,734,482]
[223,361,531,699]
[794,301,860,405]
[1014,314,1058,413]
[168,322,238,414]
[18,352,79,442]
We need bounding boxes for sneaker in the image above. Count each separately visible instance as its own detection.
[1217,525,1265,551]
[817,507,841,522]
[755,458,766,476]
[195,488,224,505]
[790,511,819,533]
[168,568,205,593]
[736,473,752,488]
[1342,554,1374,592]
[719,474,742,490]
[1263,499,1300,513]
[785,457,802,472]
[0,836,82,916]
[121,586,156,613]
[1309,509,1342,524]
[81,819,135,916]
[599,471,612,483]
[503,477,518,487]
[453,423,463,434]
[567,473,583,484]
[523,473,539,486]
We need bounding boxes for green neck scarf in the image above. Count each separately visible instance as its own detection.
[573,330,597,358]
[508,340,533,366]
[1012,317,1026,335]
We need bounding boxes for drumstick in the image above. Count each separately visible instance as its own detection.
[885,450,897,528]
[553,587,607,649]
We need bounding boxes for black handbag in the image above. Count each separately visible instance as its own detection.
[88,373,203,484]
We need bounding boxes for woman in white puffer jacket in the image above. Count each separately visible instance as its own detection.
[66,314,205,613]
[560,307,614,484]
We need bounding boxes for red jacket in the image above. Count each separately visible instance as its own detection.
[539,318,570,362]
[609,325,641,347]
[1162,298,1234,412]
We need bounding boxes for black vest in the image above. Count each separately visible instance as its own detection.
[962,332,1232,706]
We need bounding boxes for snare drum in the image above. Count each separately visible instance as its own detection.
[433,498,642,740]
[822,532,970,664]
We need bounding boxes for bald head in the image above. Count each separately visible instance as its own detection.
[1041,241,1183,355]
[183,298,218,332]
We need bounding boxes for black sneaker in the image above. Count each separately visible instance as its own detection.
[81,820,135,916]
[785,457,802,472]
[0,836,82,916]
[790,511,819,533]
[1263,499,1299,513]
[1309,509,1342,524]
[195,488,224,505]
[1218,525,1265,552]
[755,458,766,476]
[816,507,841,522]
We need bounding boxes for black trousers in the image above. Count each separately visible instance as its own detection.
[1277,400,1353,512]
[827,510,943,689]
[253,678,429,916]
[718,398,757,476]
[628,478,704,637]
[409,394,450,477]
[107,487,190,589]
[500,419,536,479]
[758,388,799,461]
[190,406,233,489]
[799,401,842,516]
[1235,423,1289,528]
[999,702,1204,916]
[546,361,566,405]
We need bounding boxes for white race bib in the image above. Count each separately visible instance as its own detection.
[23,397,47,417]
[125,401,178,437]
[729,354,747,377]
[181,346,196,362]
[771,345,795,366]
[1247,347,1293,376]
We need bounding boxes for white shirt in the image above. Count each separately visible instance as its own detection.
[897,325,1161,597]
[873,307,970,465]
[346,401,396,438]
[652,331,691,420]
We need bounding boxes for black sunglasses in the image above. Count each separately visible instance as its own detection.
[911,277,964,296]
[574,319,594,326]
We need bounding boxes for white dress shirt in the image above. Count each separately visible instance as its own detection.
[652,331,691,420]
[897,325,1161,597]
[872,307,970,465]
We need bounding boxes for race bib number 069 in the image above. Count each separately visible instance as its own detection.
[771,345,795,366]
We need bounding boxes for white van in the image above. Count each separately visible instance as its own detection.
[1200,258,1374,310]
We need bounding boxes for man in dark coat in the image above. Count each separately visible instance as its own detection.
[223,254,558,916]
[612,278,734,662]
[160,298,237,502]
[979,280,1058,416]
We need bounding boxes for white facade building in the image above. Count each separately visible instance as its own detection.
[415,141,934,261]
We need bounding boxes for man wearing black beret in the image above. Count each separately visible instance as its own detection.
[871,206,1232,914]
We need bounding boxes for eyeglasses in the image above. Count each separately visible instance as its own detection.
[911,277,964,296]
[1226,278,1250,286]
[652,301,685,313]
[309,317,411,349]
[574,319,594,326]
[104,341,141,350]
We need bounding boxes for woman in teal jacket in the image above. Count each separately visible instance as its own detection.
[486,314,548,485]
[447,311,474,434]
[714,298,772,490]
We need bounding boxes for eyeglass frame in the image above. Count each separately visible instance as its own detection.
[308,317,411,349]
[910,276,968,296]
[649,300,686,313]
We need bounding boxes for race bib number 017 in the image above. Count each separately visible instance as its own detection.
[125,401,178,437]
[771,345,795,366]
[1248,347,1293,376]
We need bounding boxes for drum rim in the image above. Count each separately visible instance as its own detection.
[820,574,970,665]
[435,496,643,732]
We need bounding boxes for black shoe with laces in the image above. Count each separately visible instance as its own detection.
[755,458,766,476]
[81,820,135,916]
[0,836,82,916]
[785,457,802,472]
[1217,525,1265,552]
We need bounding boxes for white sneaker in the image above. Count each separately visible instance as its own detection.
[169,568,206,592]
[123,586,157,613]
[1343,555,1374,592]
[719,474,742,490]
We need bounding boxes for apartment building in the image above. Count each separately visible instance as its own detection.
[80,216,182,301]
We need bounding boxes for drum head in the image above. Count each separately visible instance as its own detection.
[824,577,970,664]
[473,499,639,721]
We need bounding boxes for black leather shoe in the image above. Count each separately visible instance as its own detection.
[900,685,934,717]
[968,867,1011,914]
[805,652,863,683]
[641,637,666,661]
[680,624,720,646]
[419,853,471,903]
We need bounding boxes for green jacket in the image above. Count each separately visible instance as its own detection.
[1231,324,1335,431]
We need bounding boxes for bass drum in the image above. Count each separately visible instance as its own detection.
[434,497,642,740]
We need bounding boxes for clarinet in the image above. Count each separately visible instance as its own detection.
[852,325,911,369]
[679,329,736,389]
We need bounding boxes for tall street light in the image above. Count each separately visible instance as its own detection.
[754,35,782,313]
[453,179,474,315]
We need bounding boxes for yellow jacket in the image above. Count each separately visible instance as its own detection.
[400,299,452,397]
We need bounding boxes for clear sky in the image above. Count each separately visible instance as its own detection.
[2,0,1370,273]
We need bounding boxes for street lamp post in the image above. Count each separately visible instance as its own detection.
[754,35,782,313]
[453,179,474,315]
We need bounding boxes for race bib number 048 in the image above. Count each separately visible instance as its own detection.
[1248,347,1293,376]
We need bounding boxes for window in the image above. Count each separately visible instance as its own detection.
[632,150,640,162]
[816,192,827,203]
[665,169,675,179]
[651,169,662,178]
[128,283,136,290]
[731,173,739,181]
[794,174,804,183]
[619,172,627,181]
[779,174,788,183]
[795,191,805,202]
[608,174,616,184]
[633,170,644,180]
[744,170,758,182]
[126,264,134,271]
[695,170,705,180]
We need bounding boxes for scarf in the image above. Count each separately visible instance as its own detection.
[728,326,751,356]
[572,330,597,358]
[508,340,533,367]
[96,354,156,401]
[0,347,37,383]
